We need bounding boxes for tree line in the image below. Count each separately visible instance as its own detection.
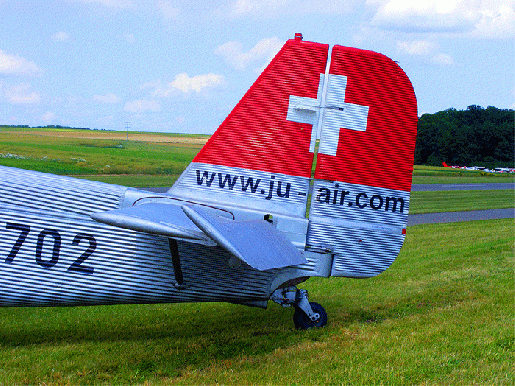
[414,105,514,168]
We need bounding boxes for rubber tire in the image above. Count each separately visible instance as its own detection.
[293,302,328,330]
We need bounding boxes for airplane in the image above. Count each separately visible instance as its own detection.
[0,34,418,329]
[442,162,513,173]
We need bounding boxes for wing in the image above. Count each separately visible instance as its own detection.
[91,203,306,271]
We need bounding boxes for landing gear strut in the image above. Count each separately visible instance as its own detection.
[270,286,328,329]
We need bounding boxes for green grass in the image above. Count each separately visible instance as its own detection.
[75,174,180,187]
[410,189,514,214]
[2,128,513,185]
[413,165,514,184]
[0,128,201,176]
[0,219,512,385]
[0,127,513,384]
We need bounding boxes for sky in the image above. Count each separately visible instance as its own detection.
[0,0,513,134]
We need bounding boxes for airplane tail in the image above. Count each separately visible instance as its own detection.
[442,162,450,167]
[170,34,327,217]
[170,34,418,278]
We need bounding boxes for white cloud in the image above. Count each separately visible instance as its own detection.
[5,83,40,104]
[372,0,477,32]
[431,52,455,65]
[0,50,42,76]
[223,0,358,18]
[123,33,135,44]
[124,99,161,113]
[397,40,437,55]
[371,0,515,37]
[397,40,454,65]
[53,31,70,41]
[94,93,120,104]
[141,80,161,90]
[228,0,288,17]
[76,0,134,8]
[153,73,224,96]
[157,0,180,20]
[472,1,515,38]
[171,73,224,93]
[42,111,56,122]
[215,37,283,70]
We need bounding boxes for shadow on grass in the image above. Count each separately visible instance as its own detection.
[0,287,454,349]
[0,278,503,384]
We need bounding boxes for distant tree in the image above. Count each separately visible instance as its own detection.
[414,106,514,168]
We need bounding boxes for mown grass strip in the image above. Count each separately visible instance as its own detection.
[413,165,514,184]
[412,175,514,184]
[74,174,181,187]
[0,219,512,385]
[0,128,201,176]
[409,189,514,214]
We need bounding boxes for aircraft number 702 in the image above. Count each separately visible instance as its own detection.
[4,222,96,275]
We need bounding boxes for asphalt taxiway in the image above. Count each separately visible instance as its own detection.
[412,183,514,191]
[144,183,514,225]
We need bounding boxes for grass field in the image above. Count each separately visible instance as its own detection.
[0,219,512,385]
[412,165,514,185]
[409,190,514,214]
[1,127,513,215]
[1,127,513,185]
[0,127,513,384]
[0,127,204,177]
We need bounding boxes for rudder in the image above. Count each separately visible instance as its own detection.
[307,45,417,277]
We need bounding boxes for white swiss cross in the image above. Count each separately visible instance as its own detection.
[286,74,369,156]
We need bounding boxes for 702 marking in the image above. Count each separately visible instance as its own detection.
[4,222,96,275]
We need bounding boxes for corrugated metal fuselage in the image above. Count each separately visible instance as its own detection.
[0,166,296,308]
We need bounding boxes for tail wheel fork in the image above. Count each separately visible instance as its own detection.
[270,286,328,329]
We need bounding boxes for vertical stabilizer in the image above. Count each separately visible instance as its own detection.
[308,46,418,277]
[170,36,328,217]
[170,36,418,278]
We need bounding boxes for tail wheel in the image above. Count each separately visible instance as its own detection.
[293,302,328,330]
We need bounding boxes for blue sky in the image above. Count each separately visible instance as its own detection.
[0,0,513,134]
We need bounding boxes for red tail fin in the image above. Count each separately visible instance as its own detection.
[170,37,329,216]
[194,37,328,178]
[170,36,419,283]
[314,46,418,192]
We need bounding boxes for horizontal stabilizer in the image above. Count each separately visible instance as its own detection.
[90,203,210,242]
[182,205,306,271]
[91,203,306,271]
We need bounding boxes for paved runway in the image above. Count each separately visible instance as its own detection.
[412,182,514,191]
[407,208,514,226]
[143,183,514,225]
[146,183,515,194]
[409,182,514,224]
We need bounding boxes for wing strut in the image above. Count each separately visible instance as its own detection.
[168,238,185,290]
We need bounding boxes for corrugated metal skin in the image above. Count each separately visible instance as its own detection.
[170,162,310,217]
[0,209,274,306]
[307,221,405,278]
[309,180,409,228]
[308,46,416,278]
[0,168,275,307]
[315,46,418,192]
[0,166,125,216]
[307,180,409,277]
[193,38,328,178]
